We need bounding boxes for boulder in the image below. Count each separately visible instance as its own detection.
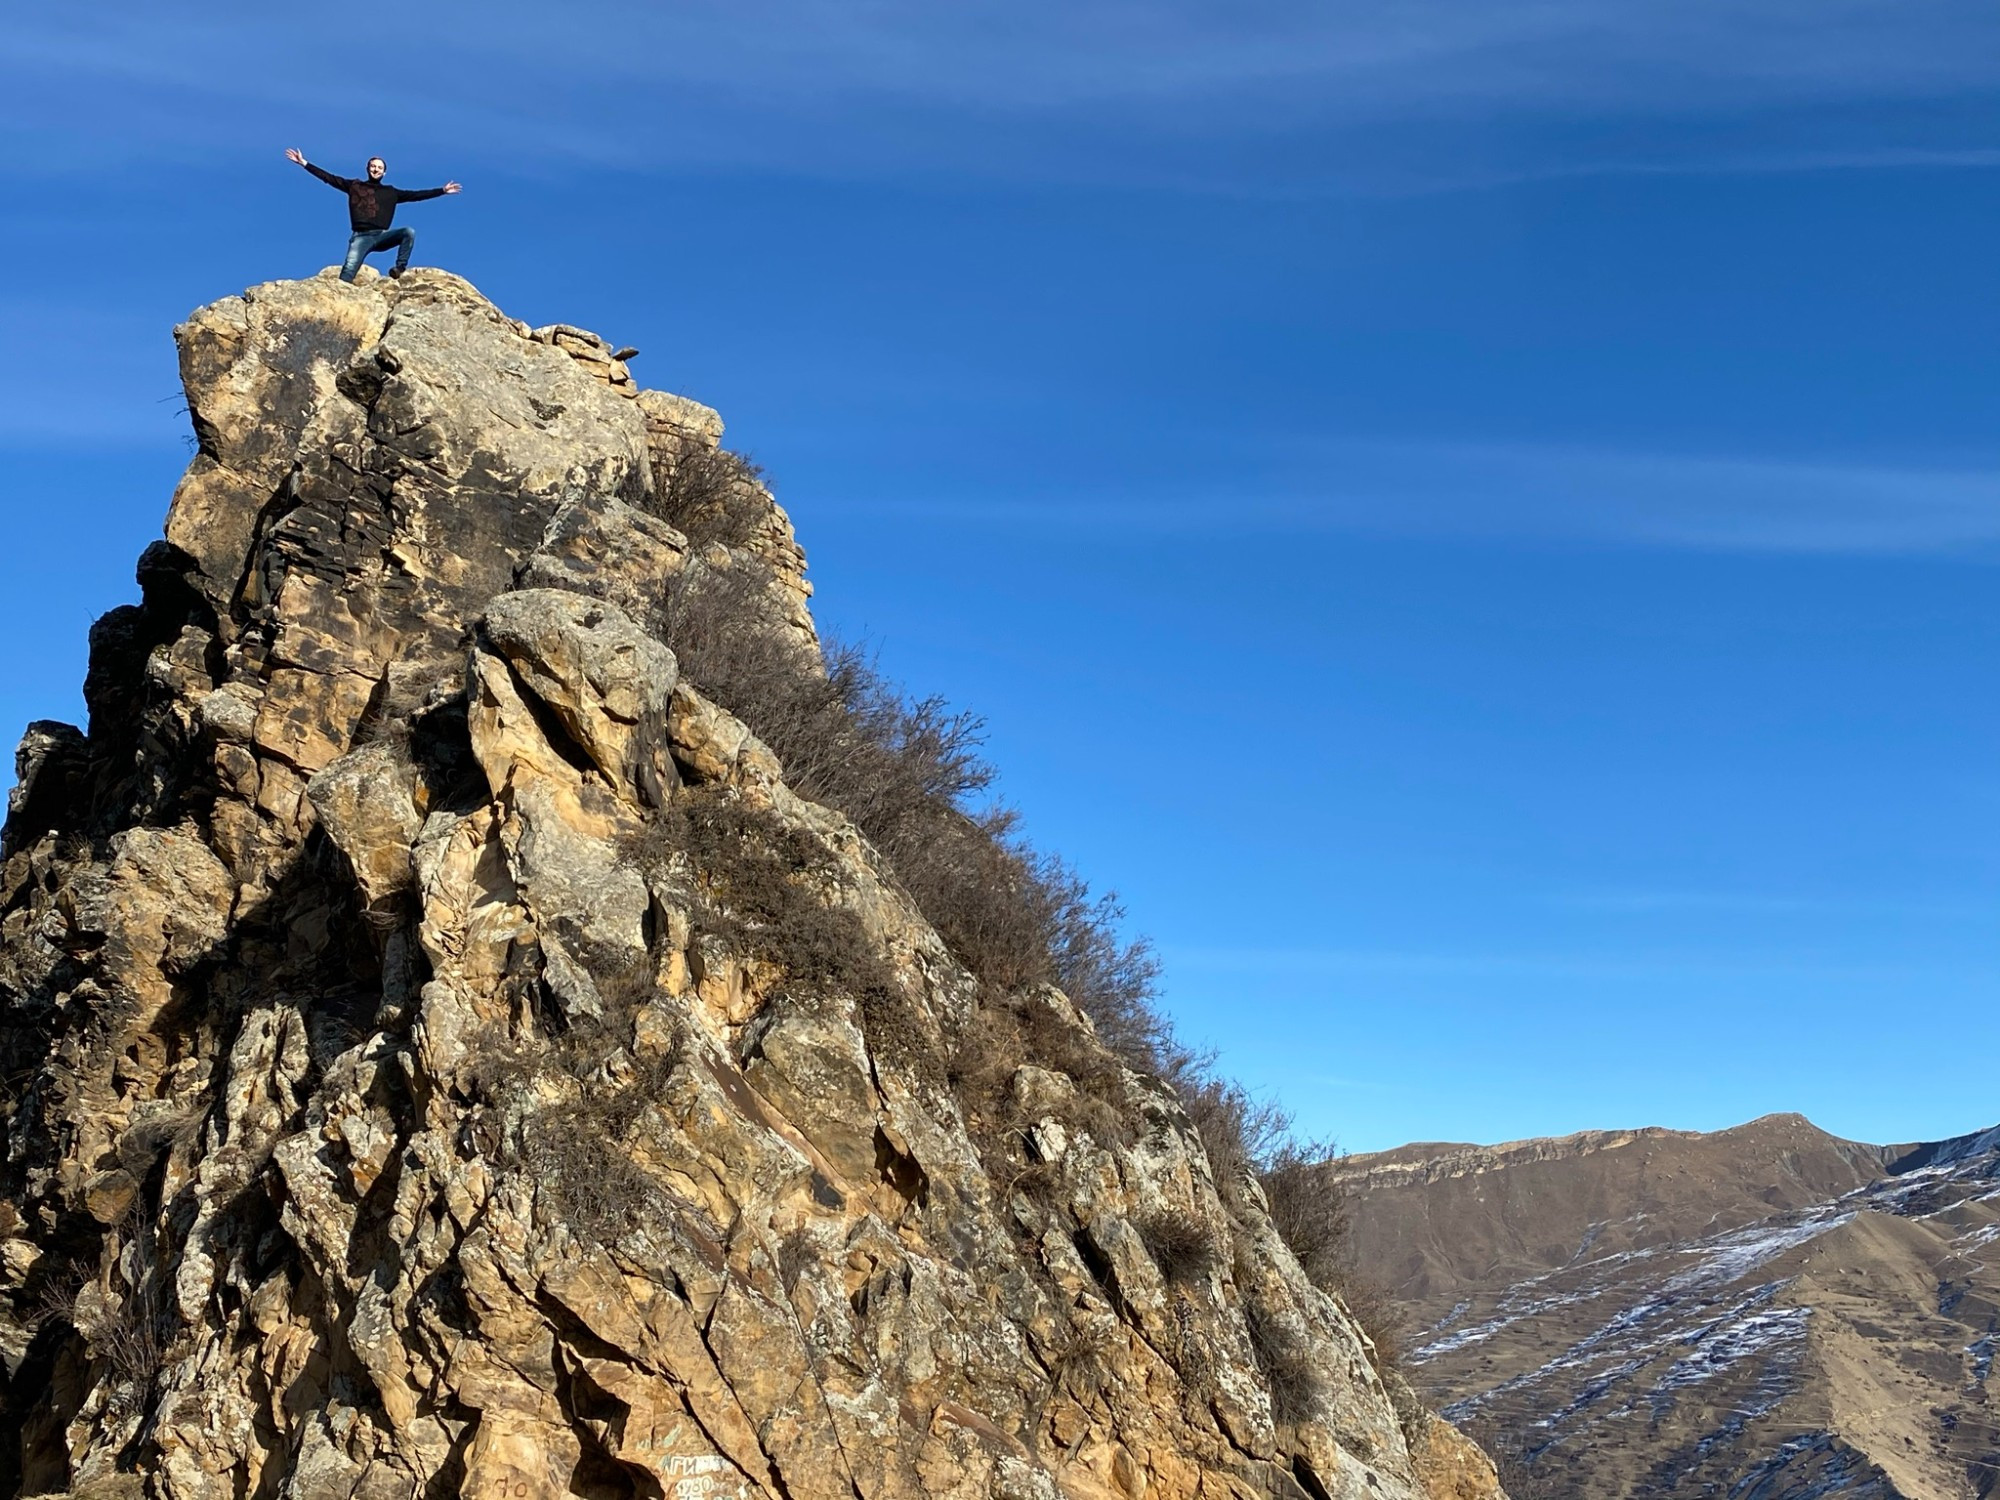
[478,589,678,810]
[306,742,425,909]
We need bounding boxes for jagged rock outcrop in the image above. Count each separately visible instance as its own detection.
[0,268,1501,1500]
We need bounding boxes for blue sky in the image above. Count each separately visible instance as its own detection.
[3,2,1995,1153]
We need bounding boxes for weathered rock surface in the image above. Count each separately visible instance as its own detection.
[0,270,1501,1500]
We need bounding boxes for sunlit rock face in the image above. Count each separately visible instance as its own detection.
[0,269,1502,1500]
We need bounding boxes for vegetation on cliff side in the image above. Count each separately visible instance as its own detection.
[646,449,1403,1379]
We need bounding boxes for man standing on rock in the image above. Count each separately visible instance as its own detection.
[285,149,462,283]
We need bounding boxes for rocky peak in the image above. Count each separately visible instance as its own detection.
[0,269,1502,1500]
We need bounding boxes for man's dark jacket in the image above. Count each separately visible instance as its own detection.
[305,163,447,232]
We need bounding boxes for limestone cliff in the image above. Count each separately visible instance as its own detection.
[0,270,1501,1500]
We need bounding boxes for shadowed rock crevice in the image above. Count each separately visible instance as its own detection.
[0,269,1505,1500]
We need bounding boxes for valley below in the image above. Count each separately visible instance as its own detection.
[1337,1114,2000,1499]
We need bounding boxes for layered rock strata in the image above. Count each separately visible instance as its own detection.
[0,269,1500,1500]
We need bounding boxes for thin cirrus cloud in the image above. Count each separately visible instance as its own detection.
[831,442,2000,556]
[1161,943,1958,985]
[1322,442,2000,554]
[6,1,1997,187]
[1552,889,1993,920]
[273,0,2000,115]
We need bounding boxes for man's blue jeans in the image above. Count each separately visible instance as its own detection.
[341,227,416,282]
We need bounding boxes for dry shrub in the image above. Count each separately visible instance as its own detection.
[948,986,1125,1106]
[532,1100,663,1244]
[1259,1142,1352,1290]
[1033,868,1169,1066]
[1170,1063,1291,1209]
[30,1259,89,1337]
[651,559,812,687]
[661,786,938,1080]
[1135,1209,1221,1285]
[1245,1302,1322,1424]
[652,521,1417,1380]
[38,1219,174,1393]
[642,444,770,548]
[1167,1070,1360,1297]
[774,1225,817,1293]
[528,1016,691,1242]
[468,939,692,1244]
[669,788,898,1003]
[1042,1316,1117,1397]
[479,1019,673,1245]
[101,1234,172,1392]
[1175,1070,1418,1395]
[1255,1133,1414,1385]
[945,987,1135,1191]
[660,572,1161,1075]
[1328,1267,1409,1378]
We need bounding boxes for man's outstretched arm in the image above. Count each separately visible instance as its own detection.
[285,148,349,189]
[395,181,464,203]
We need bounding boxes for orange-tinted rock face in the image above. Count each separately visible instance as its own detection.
[1407,1418,1506,1500]
[0,272,1501,1500]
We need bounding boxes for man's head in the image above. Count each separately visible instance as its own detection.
[366,157,386,181]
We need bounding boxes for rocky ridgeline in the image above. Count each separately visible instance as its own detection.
[0,269,1502,1500]
[1331,1113,1892,1194]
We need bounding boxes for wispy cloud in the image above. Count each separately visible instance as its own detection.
[1161,943,1969,985]
[1324,441,2000,554]
[1551,889,1995,920]
[824,440,2000,556]
[1367,146,2000,200]
[6,1,1996,189]
[31,1,1993,117]
[1554,891,1825,916]
[361,0,2000,119]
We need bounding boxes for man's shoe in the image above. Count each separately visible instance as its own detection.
[389,266,407,280]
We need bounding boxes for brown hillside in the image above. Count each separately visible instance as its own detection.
[1335,1118,1999,1499]
[1339,1113,1892,1311]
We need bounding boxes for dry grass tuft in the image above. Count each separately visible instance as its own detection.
[1135,1209,1222,1285]
[1245,1302,1323,1424]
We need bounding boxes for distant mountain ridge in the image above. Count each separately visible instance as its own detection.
[1335,1115,2000,1499]
[1340,1114,1892,1191]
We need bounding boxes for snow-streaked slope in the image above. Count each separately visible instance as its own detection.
[1337,1119,2000,1500]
